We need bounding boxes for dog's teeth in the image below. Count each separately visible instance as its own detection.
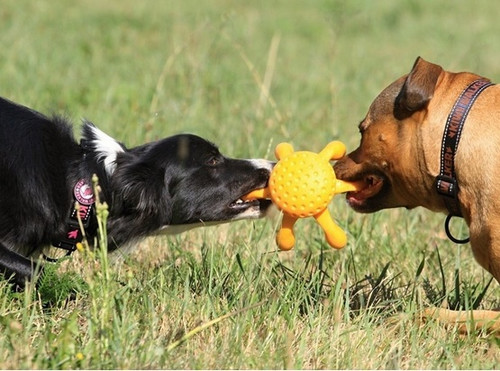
[234,198,255,205]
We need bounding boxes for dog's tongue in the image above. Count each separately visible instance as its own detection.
[347,189,369,202]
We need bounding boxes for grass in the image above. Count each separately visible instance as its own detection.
[1,0,500,368]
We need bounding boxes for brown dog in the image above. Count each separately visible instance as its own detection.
[334,56,499,334]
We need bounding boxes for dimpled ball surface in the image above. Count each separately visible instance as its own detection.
[269,151,335,218]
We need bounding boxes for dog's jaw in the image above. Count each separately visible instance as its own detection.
[345,174,385,210]
[156,200,276,236]
[229,158,274,219]
[82,121,125,175]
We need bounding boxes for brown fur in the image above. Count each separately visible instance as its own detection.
[334,57,500,334]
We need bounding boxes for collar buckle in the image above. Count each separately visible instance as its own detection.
[436,174,459,198]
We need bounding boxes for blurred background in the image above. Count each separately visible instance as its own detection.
[3,0,499,157]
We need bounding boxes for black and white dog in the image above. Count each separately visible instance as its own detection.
[0,97,273,286]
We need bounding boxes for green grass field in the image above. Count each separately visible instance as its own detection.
[1,0,499,368]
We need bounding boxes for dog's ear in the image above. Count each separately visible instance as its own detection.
[111,155,173,226]
[82,121,125,175]
[396,56,443,114]
[105,156,174,249]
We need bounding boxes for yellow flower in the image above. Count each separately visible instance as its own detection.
[76,242,84,252]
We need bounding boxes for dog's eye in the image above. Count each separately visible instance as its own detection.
[205,156,221,166]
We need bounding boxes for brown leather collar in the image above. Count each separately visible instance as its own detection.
[436,78,493,243]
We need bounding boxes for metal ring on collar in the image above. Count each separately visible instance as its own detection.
[444,214,470,244]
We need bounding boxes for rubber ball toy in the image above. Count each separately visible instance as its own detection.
[243,141,363,250]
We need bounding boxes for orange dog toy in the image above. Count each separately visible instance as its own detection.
[243,141,363,250]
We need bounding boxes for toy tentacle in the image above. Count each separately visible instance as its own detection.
[275,142,294,160]
[314,209,347,249]
[276,214,297,250]
[319,141,346,161]
[335,179,365,194]
[242,187,272,201]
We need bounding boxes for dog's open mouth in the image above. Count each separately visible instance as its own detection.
[230,193,272,212]
[346,174,384,207]
[230,198,260,210]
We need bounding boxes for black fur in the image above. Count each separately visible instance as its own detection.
[0,96,272,286]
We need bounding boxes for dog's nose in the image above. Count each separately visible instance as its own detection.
[250,159,275,171]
